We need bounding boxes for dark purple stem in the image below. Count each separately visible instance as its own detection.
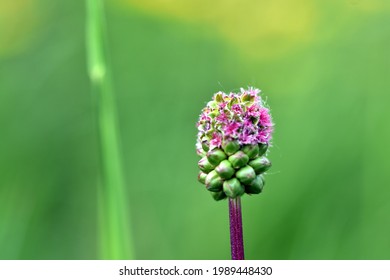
[229,197,245,260]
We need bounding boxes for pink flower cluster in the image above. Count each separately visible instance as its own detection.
[196,87,273,152]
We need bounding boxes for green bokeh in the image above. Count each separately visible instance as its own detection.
[1,0,390,259]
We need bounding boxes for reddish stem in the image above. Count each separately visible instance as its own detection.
[229,197,245,260]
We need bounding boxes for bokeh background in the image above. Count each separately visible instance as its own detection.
[1,0,390,259]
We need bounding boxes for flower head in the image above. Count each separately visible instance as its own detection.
[196,87,274,201]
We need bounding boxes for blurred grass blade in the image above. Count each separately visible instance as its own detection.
[86,0,134,259]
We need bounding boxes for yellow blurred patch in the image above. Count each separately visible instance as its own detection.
[115,0,317,59]
[0,0,41,57]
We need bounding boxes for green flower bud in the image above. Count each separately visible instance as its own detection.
[215,160,235,179]
[248,157,271,174]
[201,141,209,152]
[196,148,206,157]
[242,144,259,159]
[236,165,256,185]
[258,143,268,157]
[211,190,227,201]
[207,100,218,109]
[209,109,219,118]
[228,151,249,169]
[241,92,251,102]
[228,96,239,107]
[223,178,245,198]
[222,140,240,156]
[198,171,208,184]
[214,92,224,103]
[198,157,214,173]
[205,170,223,192]
[245,175,264,194]
[207,148,227,166]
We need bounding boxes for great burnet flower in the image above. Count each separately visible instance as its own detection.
[196,87,274,200]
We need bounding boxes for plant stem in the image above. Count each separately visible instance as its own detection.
[86,0,134,259]
[229,197,245,260]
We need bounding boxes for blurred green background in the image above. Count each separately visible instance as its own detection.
[1,0,390,259]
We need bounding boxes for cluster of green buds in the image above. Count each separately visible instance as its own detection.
[196,87,273,201]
